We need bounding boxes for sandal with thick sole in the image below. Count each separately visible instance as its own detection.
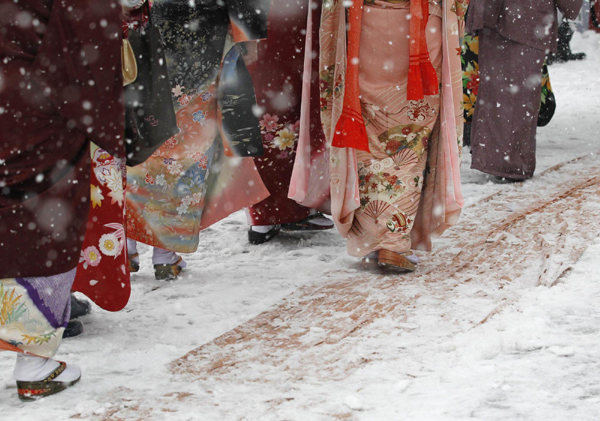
[63,320,84,339]
[377,249,417,272]
[154,256,183,280]
[70,295,91,319]
[248,225,281,245]
[17,362,80,402]
[128,253,140,273]
[281,212,334,232]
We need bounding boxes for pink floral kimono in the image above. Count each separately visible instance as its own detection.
[312,0,466,257]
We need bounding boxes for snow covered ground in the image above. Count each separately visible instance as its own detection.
[2,32,600,420]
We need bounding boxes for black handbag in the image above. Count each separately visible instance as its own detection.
[537,63,556,127]
[124,10,179,167]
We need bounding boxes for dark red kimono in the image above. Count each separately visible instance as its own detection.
[0,0,124,278]
[246,0,327,226]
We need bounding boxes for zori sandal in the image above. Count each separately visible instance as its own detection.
[281,212,334,232]
[128,252,140,273]
[17,362,80,402]
[154,256,184,280]
[377,249,418,272]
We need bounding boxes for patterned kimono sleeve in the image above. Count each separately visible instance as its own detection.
[217,0,270,158]
[226,0,270,42]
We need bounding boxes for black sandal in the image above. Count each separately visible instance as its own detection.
[17,362,81,401]
[248,225,281,245]
[280,212,334,232]
[70,295,91,319]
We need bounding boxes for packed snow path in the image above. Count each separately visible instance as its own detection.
[95,145,600,420]
[2,33,600,421]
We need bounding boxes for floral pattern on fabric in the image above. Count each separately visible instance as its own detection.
[126,0,270,252]
[127,83,216,250]
[259,114,300,154]
[350,102,437,255]
[452,0,468,21]
[461,33,479,122]
[0,279,64,358]
[319,66,344,112]
[72,144,129,312]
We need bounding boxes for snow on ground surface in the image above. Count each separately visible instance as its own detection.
[2,32,600,420]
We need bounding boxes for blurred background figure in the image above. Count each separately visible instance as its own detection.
[467,0,584,182]
[547,16,587,64]
[0,0,124,400]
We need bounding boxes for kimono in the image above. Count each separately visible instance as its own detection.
[0,0,124,356]
[461,34,555,146]
[288,0,332,212]
[467,0,583,180]
[247,0,330,226]
[317,0,465,257]
[126,0,271,253]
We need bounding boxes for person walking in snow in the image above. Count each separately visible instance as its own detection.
[0,0,125,400]
[125,0,272,278]
[467,0,584,181]
[315,0,466,271]
[244,0,335,245]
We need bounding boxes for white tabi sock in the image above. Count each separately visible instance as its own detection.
[152,247,187,268]
[251,225,276,234]
[308,215,334,227]
[14,354,81,382]
[126,238,140,264]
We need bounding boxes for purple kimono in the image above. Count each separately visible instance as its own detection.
[467,0,583,180]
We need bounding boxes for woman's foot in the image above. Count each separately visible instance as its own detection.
[362,250,419,272]
[378,249,418,271]
[128,253,140,273]
[14,355,81,401]
[153,248,187,280]
[248,224,281,245]
[127,239,140,272]
[63,320,84,338]
[70,294,91,319]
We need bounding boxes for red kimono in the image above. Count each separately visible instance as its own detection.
[246,0,328,226]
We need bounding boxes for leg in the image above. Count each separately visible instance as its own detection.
[1,270,82,400]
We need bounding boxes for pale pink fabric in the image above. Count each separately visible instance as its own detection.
[345,4,442,257]
[288,0,331,212]
[318,0,464,253]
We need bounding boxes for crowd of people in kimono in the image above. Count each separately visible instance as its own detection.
[0,0,589,402]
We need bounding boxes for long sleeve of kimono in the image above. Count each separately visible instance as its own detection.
[33,0,124,156]
[227,0,270,42]
[0,0,124,278]
[218,0,271,157]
